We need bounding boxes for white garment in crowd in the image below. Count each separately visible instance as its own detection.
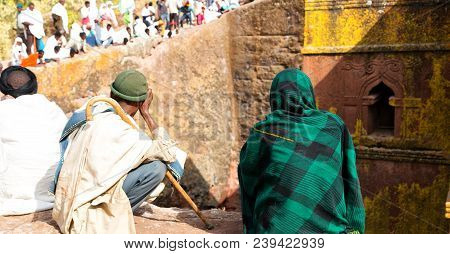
[99,3,108,17]
[67,23,87,52]
[166,0,181,14]
[204,8,220,23]
[141,5,155,17]
[193,0,205,16]
[112,28,131,44]
[105,1,119,27]
[22,7,45,39]
[148,25,159,38]
[119,0,136,14]
[43,35,67,61]
[0,94,67,216]
[51,2,69,34]
[100,3,119,27]
[69,23,83,40]
[17,11,25,31]
[10,38,28,66]
[100,26,115,42]
[134,19,149,39]
[80,5,90,19]
[229,0,240,9]
[94,21,103,42]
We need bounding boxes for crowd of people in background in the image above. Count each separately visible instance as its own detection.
[10,0,243,68]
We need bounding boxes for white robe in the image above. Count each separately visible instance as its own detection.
[80,6,89,19]
[43,35,60,60]
[134,19,149,39]
[205,9,220,23]
[112,28,130,44]
[119,0,135,14]
[44,35,69,60]
[67,23,86,52]
[0,94,67,216]
[22,8,45,39]
[106,7,119,27]
[99,3,118,27]
[11,40,28,66]
[99,3,108,17]
[88,1,99,27]
[69,23,83,41]
[51,2,69,34]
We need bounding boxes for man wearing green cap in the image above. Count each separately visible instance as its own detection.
[52,70,184,233]
[15,4,26,44]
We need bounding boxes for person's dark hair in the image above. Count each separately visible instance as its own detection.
[123,38,129,45]
[54,46,61,53]
[110,91,127,104]
[135,16,139,20]
[70,48,76,57]
[29,2,35,7]
[80,32,87,38]
[85,1,90,5]
[107,24,112,29]
[149,2,153,6]
[145,28,150,35]
[38,50,44,56]
[54,31,62,39]
[0,66,38,98]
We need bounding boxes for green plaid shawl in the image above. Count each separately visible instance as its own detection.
[238,69,365,234]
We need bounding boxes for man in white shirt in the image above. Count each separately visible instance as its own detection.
[51,0,69,34]
[43,31,67,62]
[15,4,25,38]
[100,23,115,48]
[67,26,88,54]
[80,1,91,25]
[88,0,99,28]
[141,3,155,27]
[166,0,181,32]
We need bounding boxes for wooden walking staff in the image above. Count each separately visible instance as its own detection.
[86,97,214,230]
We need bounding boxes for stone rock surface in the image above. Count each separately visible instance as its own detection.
[0,205,242,234]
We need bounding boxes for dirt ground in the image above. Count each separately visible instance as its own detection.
[0,204,242,234]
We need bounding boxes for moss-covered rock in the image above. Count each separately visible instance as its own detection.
[364,169,449,233]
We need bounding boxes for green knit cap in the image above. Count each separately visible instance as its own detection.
[110,70,148,102]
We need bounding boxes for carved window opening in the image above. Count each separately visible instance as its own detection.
[367,82,395,136]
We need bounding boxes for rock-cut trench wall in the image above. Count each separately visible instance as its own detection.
[23,0,304,209]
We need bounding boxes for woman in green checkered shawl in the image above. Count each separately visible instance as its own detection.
[238,68,365,234]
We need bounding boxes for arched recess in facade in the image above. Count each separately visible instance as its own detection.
[359,62,404,137]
